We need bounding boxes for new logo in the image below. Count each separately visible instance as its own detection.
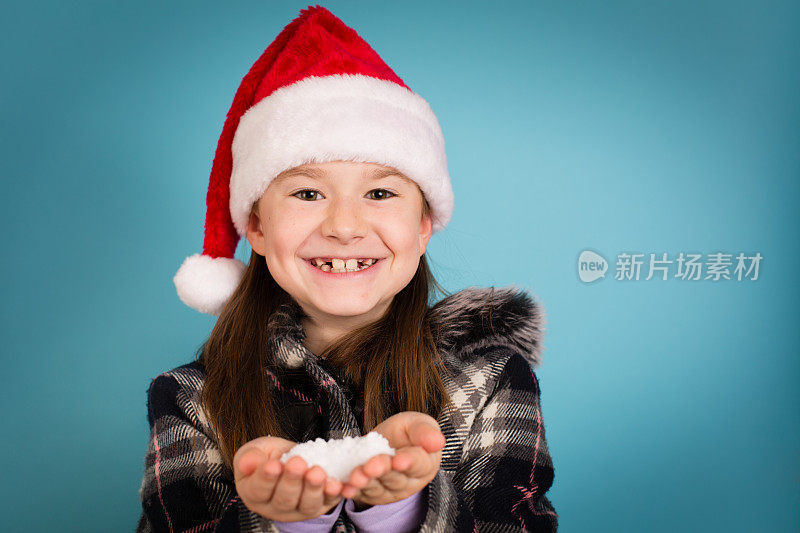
[578,250,608,283]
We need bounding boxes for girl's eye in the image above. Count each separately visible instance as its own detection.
[292,189,322,201]
[292,189,397,201]
[366,189,396,200]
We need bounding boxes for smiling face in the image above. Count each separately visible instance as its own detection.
[246,160,432,332]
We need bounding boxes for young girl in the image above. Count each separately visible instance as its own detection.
[138,6,557,532]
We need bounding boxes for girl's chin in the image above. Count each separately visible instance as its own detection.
[304,293,388,320]
[312,306,382,322]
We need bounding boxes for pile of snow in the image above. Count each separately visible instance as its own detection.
[280,432,396,482]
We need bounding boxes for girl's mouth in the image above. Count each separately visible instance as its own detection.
[304,258,383,276]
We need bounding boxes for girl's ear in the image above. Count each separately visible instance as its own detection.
[418,211,433,255]
[246,205,267,256]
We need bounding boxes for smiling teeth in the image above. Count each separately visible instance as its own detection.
[312,258,377,272]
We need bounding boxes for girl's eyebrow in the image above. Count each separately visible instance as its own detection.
[362,167,408,181]
[273,166,409,184]
[274,167,326,183]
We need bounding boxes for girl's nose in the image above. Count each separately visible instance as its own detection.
[321,197,368,242]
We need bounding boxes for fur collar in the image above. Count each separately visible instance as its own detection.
[269,285,546,369]
[428,285,546,368]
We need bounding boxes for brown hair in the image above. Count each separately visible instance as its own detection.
[196,198,455,469]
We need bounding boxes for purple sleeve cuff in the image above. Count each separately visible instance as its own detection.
[343,487,428,533]
[272,498,345,533]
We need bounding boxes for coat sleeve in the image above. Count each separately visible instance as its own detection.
[418,352,559,532]
[137,373,283,533]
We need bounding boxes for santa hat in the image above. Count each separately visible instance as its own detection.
[173,5,453,315]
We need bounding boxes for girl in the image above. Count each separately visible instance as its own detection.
[138,6,557,533]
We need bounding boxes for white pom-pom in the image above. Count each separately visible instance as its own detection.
[173,253,246,316]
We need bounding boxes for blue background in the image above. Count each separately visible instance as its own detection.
[1,1,797,531]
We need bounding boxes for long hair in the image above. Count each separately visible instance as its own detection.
[197,198,455,469]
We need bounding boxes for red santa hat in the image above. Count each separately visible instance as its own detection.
[173,5,453,315]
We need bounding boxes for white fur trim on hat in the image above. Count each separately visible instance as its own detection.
[229,73,453,236]
[173,253,247,316]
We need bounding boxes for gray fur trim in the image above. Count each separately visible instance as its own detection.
[428,285,546,368]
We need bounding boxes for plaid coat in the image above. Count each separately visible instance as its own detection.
[137,286,558,532]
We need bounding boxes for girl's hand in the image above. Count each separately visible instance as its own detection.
[233,436,344,522]
[340,412,445,507]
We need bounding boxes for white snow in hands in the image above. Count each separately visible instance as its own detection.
[280,432,395,482]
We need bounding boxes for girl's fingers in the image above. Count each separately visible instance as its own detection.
[247,458,282,503]
[348,455,391,487]
[364,454,393,478]
[342,445,439,501]
[234,437,297,482]
[236,448,266,478]
[392,450,411,472]
[324,477,343,497]
[359,477,387,499]
[270,456,307,510]
[323,477,344,506]
[341,476,382,500]
[341,482,361,500]
[296,466,326,515]
[345,449,428,498]
[392,447,435,478]
[408,421,446,452]
[374,468,408,491]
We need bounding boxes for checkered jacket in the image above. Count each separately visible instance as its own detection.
[137,286,558,532]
